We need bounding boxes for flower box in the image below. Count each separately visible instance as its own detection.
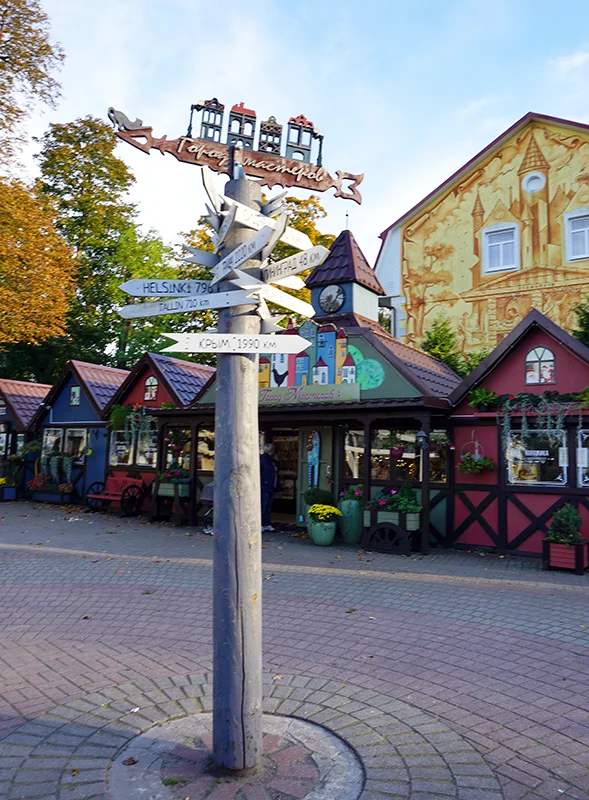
[543,539,588,575]
[33,491,72,504]
[0,486,16,501]
[405,512,420,531]
[158,482,190,498]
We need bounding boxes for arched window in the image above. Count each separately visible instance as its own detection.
[144,376,159,400]
[525,347,555,385]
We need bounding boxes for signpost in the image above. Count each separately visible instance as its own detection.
[211,225,273,285]
[182,246,220,269]
[261,245,329,284]
[230,270,316,318]
[118,291,256,319]
[119,278,217,297]
[213,203,236,253]
[223,197,312,251]
[162,332,311,354]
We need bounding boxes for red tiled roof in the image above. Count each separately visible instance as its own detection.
[315,358,327,368]
[150,353,215,407]
[231,102,256,117]
[289,114,314,128]
[343,354,356,367]
[307,230,384,295]
[71,361,130,411]
[0,379,51,431]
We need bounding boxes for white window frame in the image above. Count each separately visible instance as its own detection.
[43,428,63,456]
[482,222,520,275]
[507,430,567,486]
[144,376,159,401]
[564,207,589,262]
[525,347,555,385]
[577,429,589,487]
[136,426,158,467]
[109,430,135,466]
[64,428,87,464]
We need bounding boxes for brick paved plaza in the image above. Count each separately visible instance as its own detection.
[0,501,588,799]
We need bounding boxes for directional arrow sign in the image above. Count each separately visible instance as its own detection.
[223,197,312,251]
[261,245,329,284]
[211,226,273,286]
[271,275,305,290]
[202,167,222,214]
[118,290,257,319]
[230,270,315,318]
[182,246,220,269]
[213,203,236,253]
[162,332,312,354]
[119,279,217,297]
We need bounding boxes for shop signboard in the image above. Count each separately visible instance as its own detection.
[259,383,360,405]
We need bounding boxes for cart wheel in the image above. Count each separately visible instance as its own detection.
[365,522,411,555]
[121,485,143,516]
[86,482,105,512]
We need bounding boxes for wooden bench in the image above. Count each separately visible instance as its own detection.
[86,475,145,515]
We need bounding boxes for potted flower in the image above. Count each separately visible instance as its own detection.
[365,489,399,526]
[364,483,422,532]
[0,477,16,502]
[303,486,333,523]
[307,503,342,546]
[157,468,191,497]
[338,484,363,544]
[384,433,405,460]
[543,504,588,575]
[457,453,495,474]
[430,431,452,455]
[468,387,498,413]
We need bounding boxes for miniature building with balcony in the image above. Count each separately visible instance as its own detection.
[199,98,224,143]
[286,114,314,163]
[259,116,282,155]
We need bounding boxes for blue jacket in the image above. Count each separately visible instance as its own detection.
[260,453,279,492]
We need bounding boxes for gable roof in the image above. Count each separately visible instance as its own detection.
[379,112,589,240]
[29,361,130,427]
[0,380,52,431]
[449,309,589,405]
[103,352,216,416]
[307,230,384,294]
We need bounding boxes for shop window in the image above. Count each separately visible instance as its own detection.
[197,429,215,472]
[525,347,555,385]
[144,376,159,401]
[136,427,158,467]
[371,429,421,482]
[429,430,449,483]
[344,429,364,480]
[43,428,63,456]
[0,425,8,457]
[109,430,134,466]
[69,385,81,406]
[565,208,589,262]
[577,430,589,487]
[482,223,519,274]
[507,430,567,485]
[64,428,87,463]
[164,427,192,472]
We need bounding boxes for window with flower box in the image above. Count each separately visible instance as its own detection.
[507,430,568,485]
[109,430,135,466]
[64,428,87,463]
[43,428,63,456]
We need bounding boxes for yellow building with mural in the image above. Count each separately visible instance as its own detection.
[375,113,589,351]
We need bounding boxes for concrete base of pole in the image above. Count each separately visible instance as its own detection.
[212,175,263,772]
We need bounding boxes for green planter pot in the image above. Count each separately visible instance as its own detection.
[378,510,399,525]
[406,512,420,531]
[308,520,336,546]
[158,482,190,497]
[339,499,363,544]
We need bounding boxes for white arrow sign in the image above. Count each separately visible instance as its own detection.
[162,332,312,354]
[118,290,257,319]
[202,167,222,214]
[119,278,217,297]
[230,270,315,318]
[223,197,312,251]
[211,226,273,286]
[213,203,236,253]
[183,246,220,269]
[261,245,329,284]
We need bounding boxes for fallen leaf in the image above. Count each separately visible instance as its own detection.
[123,757,137,766]
[82,616,90,620]
[129,707,140,713]
[335,556,341,559]
[369,616,375,620]
[105,530,117,535]
[346,608,357,614]
[71,768,79,776]
[272,675,283,681]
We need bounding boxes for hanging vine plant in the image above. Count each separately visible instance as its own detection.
[110,403,156,443]
[497,391,588,449]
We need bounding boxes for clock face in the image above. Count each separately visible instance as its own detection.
[319,284,345,313]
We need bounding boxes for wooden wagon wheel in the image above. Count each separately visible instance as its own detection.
[120,485,143,516]
[366,522,411,555]
[85,481,106,512]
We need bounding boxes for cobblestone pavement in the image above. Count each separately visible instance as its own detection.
[0,501,588,799]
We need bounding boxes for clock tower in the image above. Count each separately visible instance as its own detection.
[306,230,385,322]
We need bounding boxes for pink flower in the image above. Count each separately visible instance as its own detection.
[340,491,345,497]
[390,489,397,495]
[379,499,386,507]
[175,471,181,477]
[355,489,361,496]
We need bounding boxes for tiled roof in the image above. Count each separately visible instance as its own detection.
[231,102,256,117]
[150,353,215,407]
[306,230,384,294]
[71,361,130,411]
[0,380,51,430]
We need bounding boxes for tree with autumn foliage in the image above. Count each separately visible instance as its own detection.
[0,178,75,344]
[0,0,64,163]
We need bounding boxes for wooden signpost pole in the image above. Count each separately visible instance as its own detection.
[212,167,263,774]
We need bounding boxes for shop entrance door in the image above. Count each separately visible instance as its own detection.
[271,430,300,520]
[298,427,333,524]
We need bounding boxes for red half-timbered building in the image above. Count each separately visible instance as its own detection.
[448,310,589,555]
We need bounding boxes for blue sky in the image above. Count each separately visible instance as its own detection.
[22,0,589,262]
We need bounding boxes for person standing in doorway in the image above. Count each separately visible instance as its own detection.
[260,443,279,532]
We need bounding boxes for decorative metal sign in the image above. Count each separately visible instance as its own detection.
[119,279,217,297]
[118,290,256,319]
[109,101,364,204]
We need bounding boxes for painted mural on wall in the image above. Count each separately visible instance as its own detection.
[399,120,589,349]
[258,320,385,403]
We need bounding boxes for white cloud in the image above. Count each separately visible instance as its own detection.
[549,51,589,77]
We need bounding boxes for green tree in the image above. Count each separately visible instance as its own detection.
[573,295,589,348]
[420,314,488,377]
[0,116,183,380]
[0,0,64,163]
